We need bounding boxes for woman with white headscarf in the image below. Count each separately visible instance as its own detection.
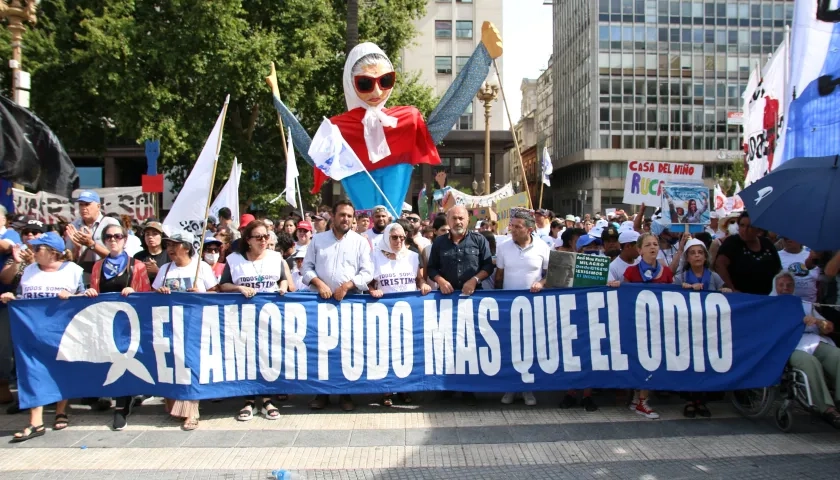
[773,271,840,428]
[368,223,430,406]
[268,23,503,216]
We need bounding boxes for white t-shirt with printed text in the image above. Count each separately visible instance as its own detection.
[18,262,85,298]
[224,250,287,293]
[779,249,819,303]
[372,249,419,294]
[152,257,219,292]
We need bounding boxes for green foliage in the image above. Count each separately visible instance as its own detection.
[721,158,746,196]
[6,0,434,209]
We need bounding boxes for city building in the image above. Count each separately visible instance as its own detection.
[402,0,511,204]
[549,0,793,216]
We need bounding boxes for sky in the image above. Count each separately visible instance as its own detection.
[501,0,554,128]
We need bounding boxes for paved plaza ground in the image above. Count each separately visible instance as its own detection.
[0,392,838,479]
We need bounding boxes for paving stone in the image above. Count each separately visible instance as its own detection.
[404,427,460,446]
[292,429,351,447]
[179,430,244,448]
[349,428,405,446]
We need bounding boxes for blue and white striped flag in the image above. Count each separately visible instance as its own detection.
[541,146,552,187]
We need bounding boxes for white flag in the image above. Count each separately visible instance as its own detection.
[308,118,365,181]
[541,146,552,187]
[713,184,728,218]
[209,157,241,228]
[164,96,229,245]
[285,128,299,208]
[743,37,787,186]
[732,182,745,212]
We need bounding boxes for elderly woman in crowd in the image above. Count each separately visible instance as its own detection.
[622,233,674,419]
[672,238,731,418]
[82,224,152,430]
[153,230,219,431]
[773,271,840,428]
[368,222,430,406]
[202,234,225,280]
[1,232,82,442]
[219,220,294,421]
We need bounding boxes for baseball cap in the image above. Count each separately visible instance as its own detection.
[206,215,218,225]
[292,246,308,259]
[684,238,708,253]
[164,230,195,246]
[536,209,551,217]
[143,221,165,234]
[28,232,65,252]
[618,221,635,233]
[619,230,640,244]
[239,214,256,228]
[589,225,604,238]
[595,219,609,228]
[312,214,325,221]
[564,214,575,222]
[602,226,620,241]
[203,233,222,246]
[296,221,313,232]
[76,190,101,203]
[576,234,600,250]
[12,216,45,233]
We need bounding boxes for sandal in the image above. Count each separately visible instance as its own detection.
[181,417,199,431]
[695,402,712,418]
[261,400,280,420]
[237,402,255,422]
[10,424,45,443]
[683,403,696,418]
[382,394,393,407]
[53,413,69,431]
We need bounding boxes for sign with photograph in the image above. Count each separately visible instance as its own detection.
[622,161,703,205]
[661,183,711,233]
[545,251,610,288]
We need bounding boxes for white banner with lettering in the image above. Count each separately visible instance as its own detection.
[13,187,155,224]
[446,183,514,207]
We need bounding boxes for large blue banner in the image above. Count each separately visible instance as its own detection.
[10,286,804,409]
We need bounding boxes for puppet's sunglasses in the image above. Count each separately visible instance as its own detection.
[354,72,396,94]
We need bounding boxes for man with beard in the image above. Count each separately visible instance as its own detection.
[363,205,391,248]
[600,226,621,261]
[302,200,373,412]
[427,205,494,406]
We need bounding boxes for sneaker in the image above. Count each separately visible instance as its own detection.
[628,391,640,411]
[558,394,577,409]
[501,392,516,405]
[113,410,128,430]
[635,399,660,419]
[522,392,537,406]
[581,396,598,412]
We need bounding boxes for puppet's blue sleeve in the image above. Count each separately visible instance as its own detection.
[426,44,493,144]
[272,96,315,167]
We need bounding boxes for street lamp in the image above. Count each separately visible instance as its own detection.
[471,178,479,193]
[476,81,499,195]
[0,0,41,107]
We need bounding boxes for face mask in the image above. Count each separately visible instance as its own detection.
[728,223,739,236]
[204,252,219,264]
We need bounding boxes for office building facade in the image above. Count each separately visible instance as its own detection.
[550,0,793,216]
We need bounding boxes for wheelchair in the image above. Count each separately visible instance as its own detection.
[731,365,818,432]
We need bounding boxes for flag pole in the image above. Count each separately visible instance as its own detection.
[194,95,230,285]
[269,188,287,204]
[492,59,532,209]
[538,178,545,209]
[294,177,305,219]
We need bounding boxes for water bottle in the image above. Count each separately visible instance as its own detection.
[271,470,296,480]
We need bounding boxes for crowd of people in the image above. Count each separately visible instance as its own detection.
[0,190,838,443]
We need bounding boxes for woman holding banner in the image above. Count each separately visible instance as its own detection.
[82,223,152,430]
[153,230,219,431]
[673,239,731,418]
[623,233,674,420]
[368,223,430,406]
[0,232,82,442]
[219,220,294,421]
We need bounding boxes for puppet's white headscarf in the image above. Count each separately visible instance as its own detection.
[343,43,398,164]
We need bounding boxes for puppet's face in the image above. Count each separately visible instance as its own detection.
[353,63,395,108]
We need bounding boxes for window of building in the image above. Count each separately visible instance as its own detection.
[456,56,469,74]
[435,56,452,75]
[457,103,473,130]
[435,20,452,39]
[452,157,472,174]
[456,21,473,39]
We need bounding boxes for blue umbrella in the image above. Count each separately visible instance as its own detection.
[739,155,840,251]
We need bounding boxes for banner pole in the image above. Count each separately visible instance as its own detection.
[493,59,532,209]
[538,180,544,210]
[295,177,305,219]
[194,95,230,285]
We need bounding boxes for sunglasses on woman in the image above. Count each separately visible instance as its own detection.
[250,234,270,241]
[354,72,396,94]
[104,234,126,241]
[390,235,406,241]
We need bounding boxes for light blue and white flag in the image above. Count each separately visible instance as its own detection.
[541,146,552,187]
[308,118,365,181]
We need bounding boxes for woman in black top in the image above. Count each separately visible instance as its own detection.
[714,212,781,295]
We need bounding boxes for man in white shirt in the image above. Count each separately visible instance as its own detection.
[494,210,550,407]
[64,190,121,283]
[778,237,820,303]
[363,205,390,248]
[534,209,553,237]
[302,200,373,412]
[608,230,641,283]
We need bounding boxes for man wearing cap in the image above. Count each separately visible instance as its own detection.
[65,190,121,284]
[134,221,171,284]
[601,225,622,261]
[534,209,553,237]
[311,214,327,233]
[363,205,391,248]
[608,230,640,284]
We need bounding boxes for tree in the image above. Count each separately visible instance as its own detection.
[4,0,433,211]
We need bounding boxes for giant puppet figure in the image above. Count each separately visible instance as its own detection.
[268,22,503,216]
